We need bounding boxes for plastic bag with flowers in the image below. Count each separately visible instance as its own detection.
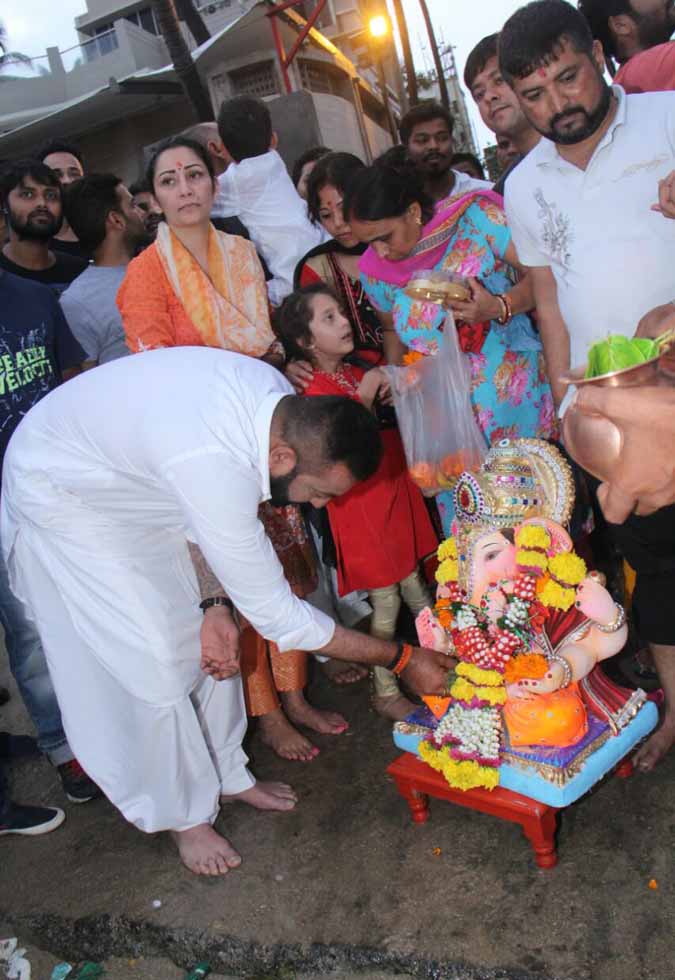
[383,309,487,495]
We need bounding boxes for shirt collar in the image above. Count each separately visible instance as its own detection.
[535,84,627,169]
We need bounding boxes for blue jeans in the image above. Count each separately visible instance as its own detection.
[0,535,72,765]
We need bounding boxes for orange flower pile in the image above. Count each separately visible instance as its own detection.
[433,596,453,629]
[402,350,425,366]
[503,652,549,685]
[410,451,483,492]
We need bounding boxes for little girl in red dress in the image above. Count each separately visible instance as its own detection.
[278,283,438,720]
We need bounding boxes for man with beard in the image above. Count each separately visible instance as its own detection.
[464,33,542,193]
[37,140,89,260]
[1,349,450,874]
[578,0,675,92]
[60,174,150,366]
[500,0,675,772]
[399,101,492,203]
[0,161,87,296]
[129,180,164,242]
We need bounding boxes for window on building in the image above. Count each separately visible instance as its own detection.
[139,7,160,34]
[293,1,336,30]
[125,7,161,35]
[199,0,232,12]
[299,60,335,95]
[83,23,119,61]
[210,71,229,108]
[229,61,279,98]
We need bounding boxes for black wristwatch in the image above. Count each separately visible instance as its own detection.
[199,596,234,614]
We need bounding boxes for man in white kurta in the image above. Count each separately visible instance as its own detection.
[0,349,342,837]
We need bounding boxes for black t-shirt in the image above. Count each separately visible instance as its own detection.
[49,237,92,262]
[0,270,86,477]
[493,154,524,197]
[0,249,88,297]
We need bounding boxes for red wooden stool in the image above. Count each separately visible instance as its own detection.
[387,752,635,869]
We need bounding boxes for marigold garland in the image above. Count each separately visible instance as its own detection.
[515,526,551,549]
[515,549,549,572]
[537,576,576,611]
[456,662,504,687]
[422,542,588,793]
[548,552,587,585]
[437,538,458,562]
[420,742,501,791]
[503,652,549,685]
[450,676,507,706]
[437,608,454,629]
[435,557,459,584]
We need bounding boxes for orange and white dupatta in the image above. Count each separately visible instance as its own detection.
[155,221,276,357]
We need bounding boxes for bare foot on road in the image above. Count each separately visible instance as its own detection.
[258,708,319,762]
[321,660,368,686]
[634,717,675,772]
[282,690,349,735]
[372,692,417,721]
[171,824,242,876]
[222,781,298,811]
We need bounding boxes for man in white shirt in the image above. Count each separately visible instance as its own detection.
[60,174,150,365]
[399,101,494,203]
[500,0,675,772]
[212,96,324,307]
[1,349,449,875]
[502,3,675,410]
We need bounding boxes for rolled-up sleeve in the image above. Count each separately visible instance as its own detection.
[164,450,335,652]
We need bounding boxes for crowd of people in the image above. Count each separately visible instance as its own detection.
[1,0,674,877]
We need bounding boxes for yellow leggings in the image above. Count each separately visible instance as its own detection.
[369,566,431,698]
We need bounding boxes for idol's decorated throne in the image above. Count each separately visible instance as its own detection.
[389,439,658,866]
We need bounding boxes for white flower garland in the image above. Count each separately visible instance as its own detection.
[432,703,502,761]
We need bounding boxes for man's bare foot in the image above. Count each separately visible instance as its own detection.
[222,781,298,811]
[372,692,417,721]
[634,716,675,772]
[321,660,368,686]
[258,708,319,762]
[171,823,241,876]
[282,690,349,734]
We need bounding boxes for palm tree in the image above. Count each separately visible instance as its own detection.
[174,0,211,48]
[151,0,213,121]
[0,20,32,73]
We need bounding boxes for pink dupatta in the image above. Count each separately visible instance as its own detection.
[359,189,504,286]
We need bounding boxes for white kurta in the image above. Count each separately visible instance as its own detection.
[1,348,335,832]
[211,150,326,306]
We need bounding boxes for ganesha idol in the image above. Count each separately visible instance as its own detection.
[394,439,659,807]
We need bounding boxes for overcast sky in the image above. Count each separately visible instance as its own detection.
[2,0,525,151]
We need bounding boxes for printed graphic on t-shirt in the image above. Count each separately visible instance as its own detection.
[0,323,54,437]
[534,188,573,274]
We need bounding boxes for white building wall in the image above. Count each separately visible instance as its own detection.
[312,92,367,159]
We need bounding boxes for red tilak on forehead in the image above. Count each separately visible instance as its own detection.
[538,67,547,77]
[175,160,184,170]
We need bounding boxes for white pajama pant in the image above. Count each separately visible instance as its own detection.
[11,535,254,833]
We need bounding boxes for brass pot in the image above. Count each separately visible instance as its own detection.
[561,355,674,482]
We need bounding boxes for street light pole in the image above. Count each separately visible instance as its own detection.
[390,0,418,107]
[369,14,399,144]
[417,0,450,110]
